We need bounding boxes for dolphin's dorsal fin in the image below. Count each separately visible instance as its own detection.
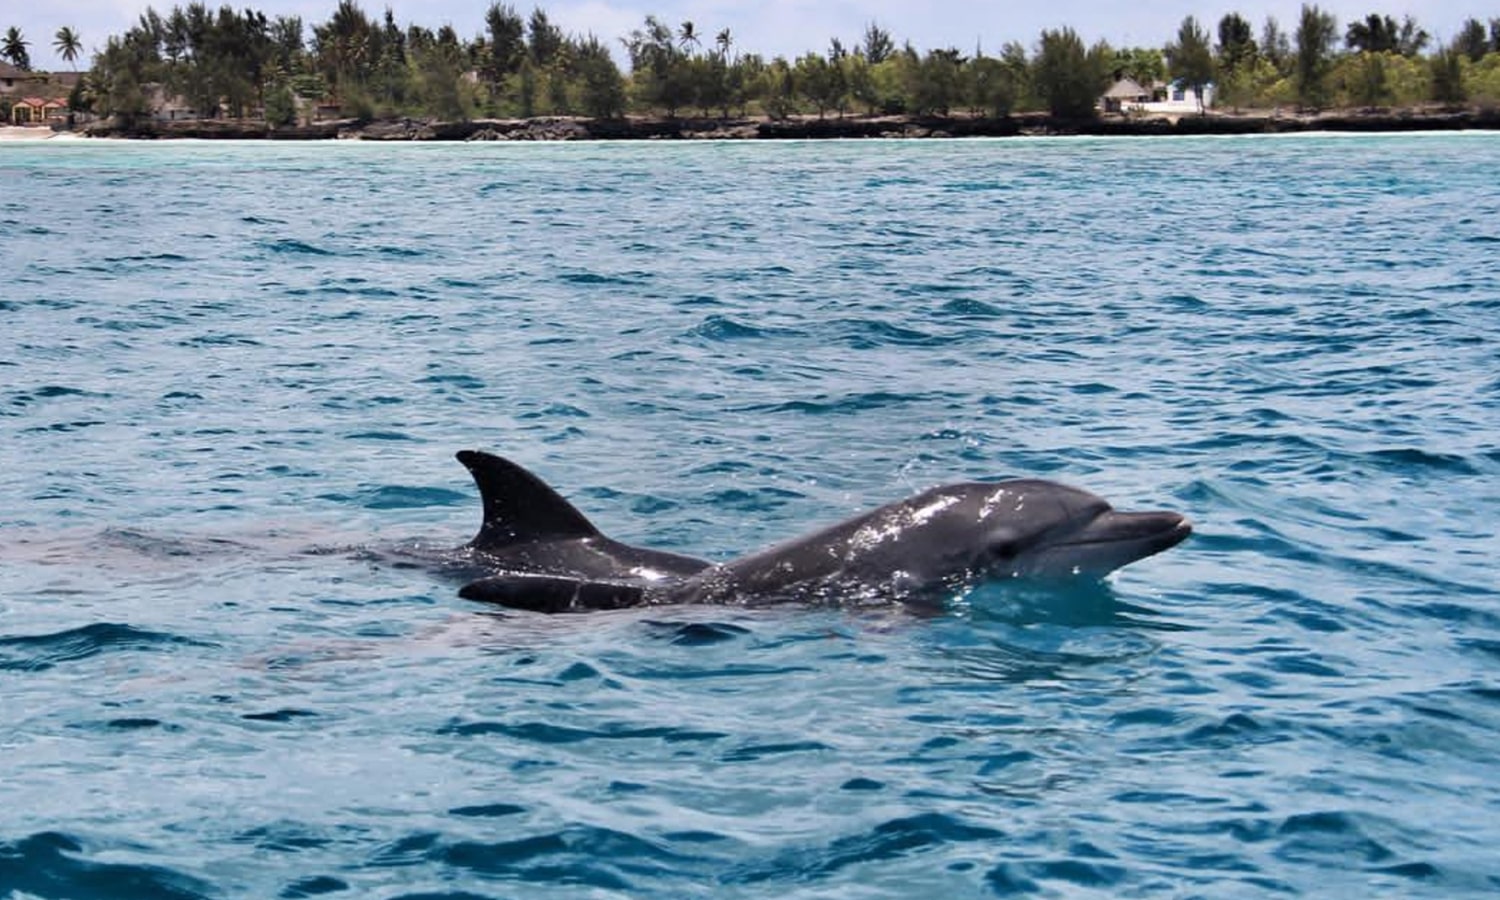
[456,450,601,550]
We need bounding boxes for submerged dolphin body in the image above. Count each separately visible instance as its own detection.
[451,450,1192,614]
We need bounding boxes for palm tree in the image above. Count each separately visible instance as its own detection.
[3,26,31,70]
[715,28,732,60]
[54,26,82,71]
[678,21,699,53]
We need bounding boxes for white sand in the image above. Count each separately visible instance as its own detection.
[0,126,87,141]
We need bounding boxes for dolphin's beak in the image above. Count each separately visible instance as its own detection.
[1085,510,1192,550]
[1044,510,1192,577]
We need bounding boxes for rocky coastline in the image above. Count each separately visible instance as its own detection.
[79,108,1500,141]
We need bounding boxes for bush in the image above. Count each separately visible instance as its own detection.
[265,82,297,126]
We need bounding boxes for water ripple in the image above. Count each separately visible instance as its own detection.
[1,135,1496,899]
[0,623,210,672]
[0,832,211,900]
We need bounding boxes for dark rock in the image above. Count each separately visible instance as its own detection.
[73,109,1500,142]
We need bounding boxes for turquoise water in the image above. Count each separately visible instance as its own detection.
[1,134,1497,897]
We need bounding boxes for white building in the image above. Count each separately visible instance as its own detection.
[1127,80,1215,115]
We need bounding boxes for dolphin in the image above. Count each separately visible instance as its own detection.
[451,451,1191,614]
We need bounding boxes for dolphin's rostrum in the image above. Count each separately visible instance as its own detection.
[452,450,1191,613]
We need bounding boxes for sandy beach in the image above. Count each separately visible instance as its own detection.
[0,126,87,141]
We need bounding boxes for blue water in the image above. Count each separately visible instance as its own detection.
[2,134,1498,898]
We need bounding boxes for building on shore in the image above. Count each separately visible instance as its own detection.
[1101,76,1216,116]
[10,96,69,124]
[1,64,80,125]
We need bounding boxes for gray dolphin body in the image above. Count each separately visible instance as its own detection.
[452,451,1191,614]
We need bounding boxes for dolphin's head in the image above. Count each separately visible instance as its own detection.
[924,479,1192,584]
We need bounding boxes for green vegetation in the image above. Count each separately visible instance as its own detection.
[3,26,31,70]
[53,27,83,70]
[1295,4,1339,109]
[9,3,1500,128]
[1033,28,1108,119]
[1166,17,1215,112]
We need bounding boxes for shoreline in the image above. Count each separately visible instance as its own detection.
[0,126,89,142]
[7,108,1500,142]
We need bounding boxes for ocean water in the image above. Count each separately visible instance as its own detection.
[1,133,1497,898]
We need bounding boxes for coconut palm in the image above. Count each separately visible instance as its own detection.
[3,26,31,70]
[54,26,82,71]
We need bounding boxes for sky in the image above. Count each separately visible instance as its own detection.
[8,0,1490,72]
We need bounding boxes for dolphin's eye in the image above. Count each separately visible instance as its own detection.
[992,540,1019,561]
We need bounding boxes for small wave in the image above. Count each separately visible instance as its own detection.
[241,708,320,723]
[1274,810,1398,865]
[177,333,263,348]
[448,803,525,818]
[642,620,751,646]
[103,252,191,263]
[355,486,469,510]
[936,298,1006,318]
[721,740,830,762]
[556,271,641,285]
[439,719,727,744]
[841,777,885,791]
[986,859,1128,893]
[7,385,111,408]
[1363,447,1479,475]
[281,875,350,897]
[738,391,939,416]
[726,813,1004,884]
[687,315,805,342]
[260,238,334,256]
[416,373,485,391]
[477,180,516,196]
[436,828,682,888]
[628,494,679,515]
[0,623,210,672]
[702,485,805,512]
[233,822,337,854]
[315,284,399,299]
[518,403,590,420]
[672,294,726,308]
[103,717,177,730]
[97,528,251,560]
[828,319,949,349]
[371,827,698,889]
[35,385,107,399]
[0,832,212,899]
[22,420,106,433]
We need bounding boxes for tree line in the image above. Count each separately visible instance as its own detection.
[6,3,1500,127]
